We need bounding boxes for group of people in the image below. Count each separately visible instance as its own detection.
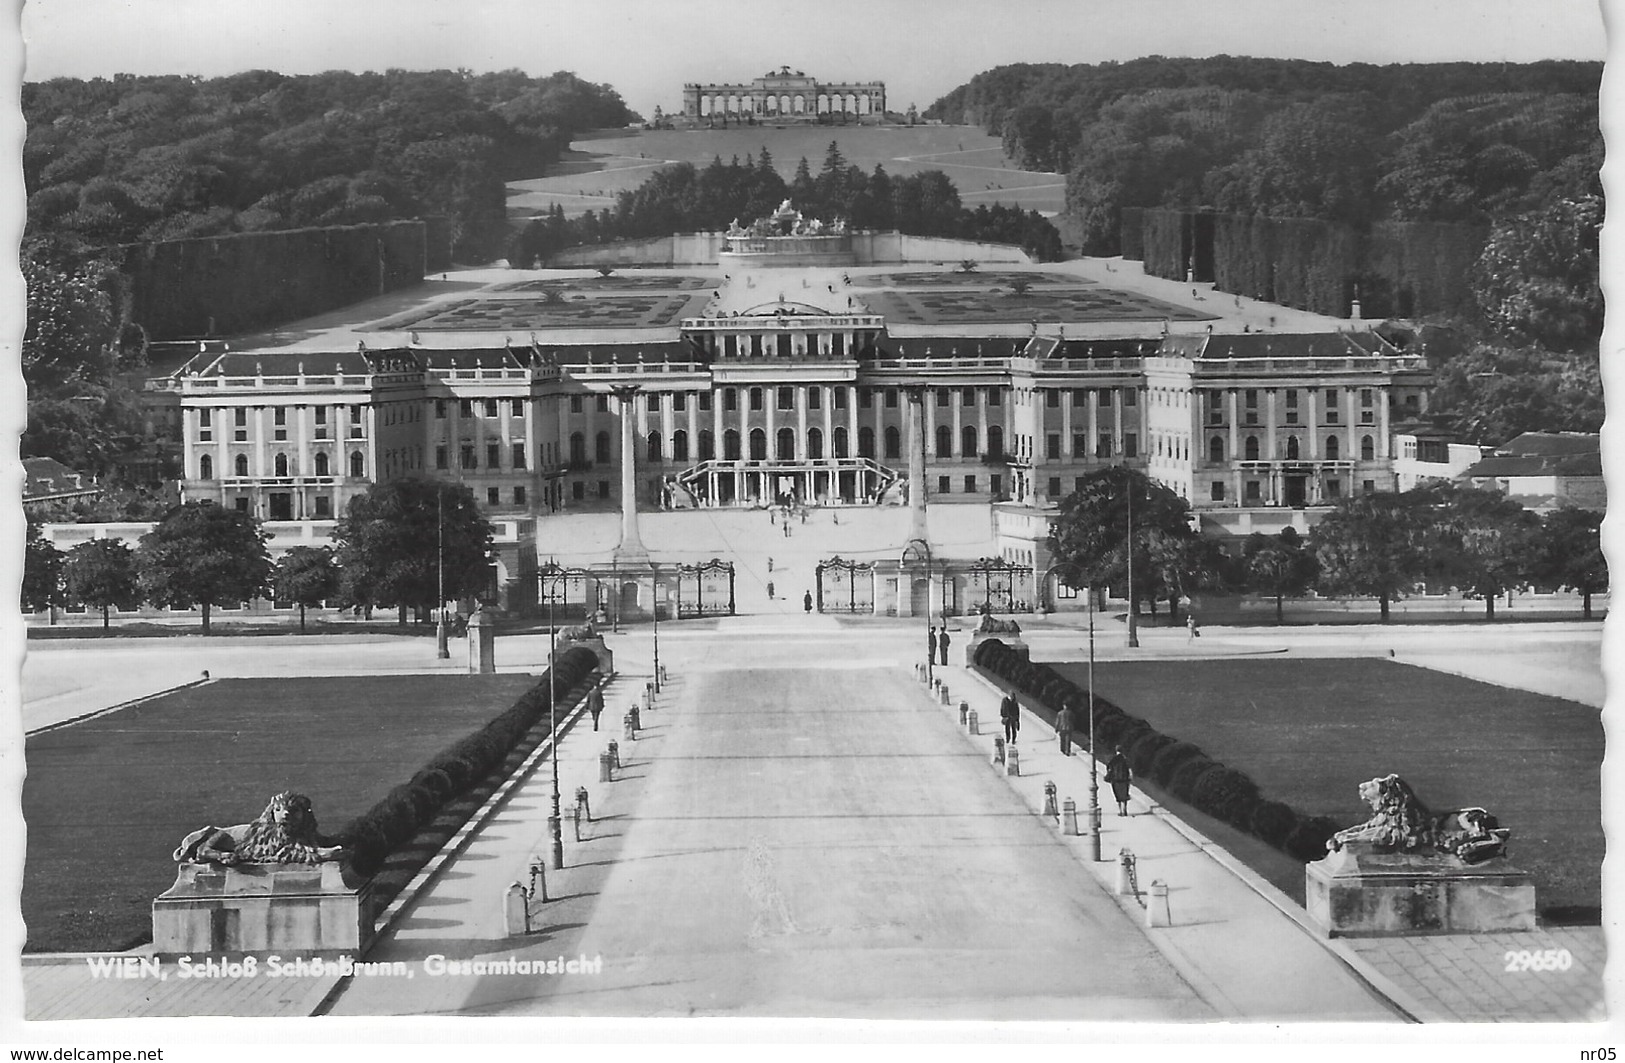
[1001,690,1134,816]
[925,625,951,666]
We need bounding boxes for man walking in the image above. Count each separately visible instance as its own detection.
[927,626,938,665]
[803,590,813,613]
[1000,692,1020,745]
[587,683,604,731]
[1054,702,1075,756]
[938,626,950,666]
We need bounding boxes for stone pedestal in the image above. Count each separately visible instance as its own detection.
[152,861,373,954]
[467,610,495,674]
[965,634,1029,666]
[1305,844,1537,937]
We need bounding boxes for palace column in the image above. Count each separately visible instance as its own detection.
[906,386,929,542]
[610,384,649,563]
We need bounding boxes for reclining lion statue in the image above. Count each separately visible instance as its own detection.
[173,790,345,866]
[1326,774,1510,863]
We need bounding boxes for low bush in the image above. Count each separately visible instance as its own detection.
[1250,800,1298,848]
[1149,741,1206,787]
[1191,765,1261,828]
[1285,815,1343,862]
[1168,755,1218,801]
[1126,732,1176,776]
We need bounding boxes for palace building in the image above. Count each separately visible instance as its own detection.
[682,67,886,121]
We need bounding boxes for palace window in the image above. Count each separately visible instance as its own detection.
[460,400,473,418]
[962,426,978,458]
[884,426,901,460]
[834,426,849,458]
[350,452,365,477]
[965,475,977,493]
[488,488,501,506]
[235,454,249,477]
[1098,389,1112,407]
[571,433,586,464]
[1326,436,1341,460]
[834,388,848,410]
[483,399,497,418]
[699,430,714,460]
[1072,389,1088,406]
[512,399,524,417]
[750,388,764,412]
[597,395,609,413]
[570,396,583,414]
[1124,433,1138,458]
[199,454,213,480]
[1073,432,1088,457]
[778,387,794,411]
[1097,434,1112,459]
[990,474,1003,497]
[1124,390,1137,407]
[648,393,661,412]
[647,432,662,462]
[487,444,501,468]
[513,444,527,469]
[1286,436,1300,460]
[724,429,741,461]
[1048,476,1062,497]
[1361,435,1375,461]
[673,392,686,412]
[1326,479,1343,499]
[1209,437,1224,463]
[672,430,689,462]
[1245,479,1261,500]
[808,388,821,410]
[1245,436,1260,461]
[860,388,873,409]
[937,425,952,457]
[1046,390,1059,409]
[1046,434,1060,460]
[859,427,875,458]
[749,429,767,461]
[885,388,898,408]
[776,427,795,460]
[807,427,823,459]
[989,389,1002,406]
[435,447,448,470]
[699,392,712,411]
[462,445,477,469]
[514,487,527,506]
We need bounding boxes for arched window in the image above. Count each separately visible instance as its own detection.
[349,451,364,477]
[961,425,978,458]
[987,425,1004,458]
[858,426,875,458]
[699,429,715,461]
[1209,436,1224,464]
[274,453,289,477]
[570,432,586,464]
[884,426,901,460]
[671,430,689,463]
[1326,436,1340,460]
[235,454,249,477]
[724,429,741,461]
[1244,436,1260,461]
[314,452,329,476]
[776,427,795,460]
[807,427,823,459]
[1361,435,1375,461]
[935,425,952,457]
[594,431,611,464]
[833,426,849,458]
[199,454,213,480]
[1286,436,1300,460]
[749,428,767,461]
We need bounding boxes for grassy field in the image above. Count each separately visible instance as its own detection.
[1048,658,1602,920]
[22,674,539,952]
[506,124,1066,221]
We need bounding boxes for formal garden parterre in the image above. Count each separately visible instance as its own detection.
[972,641,1601,922]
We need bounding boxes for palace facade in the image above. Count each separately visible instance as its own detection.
[682,67,885,120]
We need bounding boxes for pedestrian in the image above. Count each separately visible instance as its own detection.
[588,684,603,731]
[1106,746,1132,815]
[1000,691,1020,745]
[767,580,775,599]
[1054,702,1074,756]
[803,590,813,613]
[767,556,774,572]
[1186,613,1198,641]
[938,626,950,666]
[928,626,938,663]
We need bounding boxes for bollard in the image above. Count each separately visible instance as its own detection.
[659,663,668,684]
[966,708,979,736]
[1062,797,1079,836]
[575,786,591,822]
[1146,880,1171,928]
[1117,848,1137,897]
[608,740,620,769]
[503,882,529,936]
[939,685,951,706]
[572,802,583,842]
[599,751,614,782]
[642,685,652,714]
[1005,743,1020,777]
[623,714,636,742]
[1042,781,1059,821]
[992,735,1005,766]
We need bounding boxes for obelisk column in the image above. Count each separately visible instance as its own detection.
[610,384,649,563]
[906,386,929,543]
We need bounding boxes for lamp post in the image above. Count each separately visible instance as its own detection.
[902,537,933,682]
[1125,473,1140,649]
[1045,559,1101,861]
[651,574,661,693]
[542,562,564,870]
[435,488,450,659]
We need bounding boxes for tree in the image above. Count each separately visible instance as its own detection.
[1471,195,1602,352]
[1048,467,1200,623]
[136,502,272,634]
[1310,490,1440,622]
[273,546,340,633]
[62,537,140,629]
[333,480,493,624]
[1243,527,1319,624]
[22,525,63,614]
[1429,484,1541,619]
[1535,506,1607,619]
[1145,527,1226,622]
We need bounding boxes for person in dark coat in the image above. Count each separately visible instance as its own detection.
[1105,746,1132,815]
[803,590,813,613]
[588,685,603,731]
[1000,692,1020,744]
[928,626,938,663]
[938,627,950,665]
[1054,704,1075,756]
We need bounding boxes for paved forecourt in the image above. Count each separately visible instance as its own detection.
[328,616,1215,1019]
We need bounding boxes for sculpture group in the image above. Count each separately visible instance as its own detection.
[1326,774,1510,864]
[172,790,345,866]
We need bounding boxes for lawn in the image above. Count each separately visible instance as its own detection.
[22,673,540,952]
[1047,658,1603,920]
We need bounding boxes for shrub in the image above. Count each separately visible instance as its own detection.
[1168,755,1218,802]
[1096,712,1147,750]
[1191,765,1260,827]
[1284,815,1343,862]
[1149,741,1206,787]
[1250,800,1298,848]
[1126,732,1176,776]
[410,767,455,804]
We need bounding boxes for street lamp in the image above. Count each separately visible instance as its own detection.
[1045,559,1101,862]
[541,562,564,870]
[435,488,450,659]
[901,537,933,682]
[651,575,661,694]
[1125,473,1140,649]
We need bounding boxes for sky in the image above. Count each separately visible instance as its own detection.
[18,0,1610,119]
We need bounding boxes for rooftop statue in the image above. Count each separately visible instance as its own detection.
[173,791,345,866]
[1326,773,1510,863]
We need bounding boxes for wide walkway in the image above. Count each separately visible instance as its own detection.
[328,618,1213,1019]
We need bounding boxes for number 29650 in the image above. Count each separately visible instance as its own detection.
[1505,947,1573,972]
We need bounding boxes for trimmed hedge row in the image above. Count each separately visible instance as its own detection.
[971,637,1342,862]
[333,646,601,875]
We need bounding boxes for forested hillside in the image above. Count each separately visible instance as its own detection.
[928,57,1603,444]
